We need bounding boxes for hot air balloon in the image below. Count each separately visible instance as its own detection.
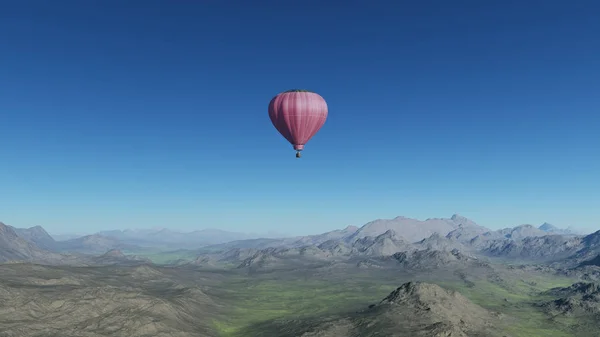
[268,89,328,158]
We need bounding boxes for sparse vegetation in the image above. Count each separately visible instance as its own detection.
[205,265,583,337]
[1,216,600,336]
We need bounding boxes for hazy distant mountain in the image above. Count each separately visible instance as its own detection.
[15,225,277,252]
[43,227,289,251]
[50,233,87,241]
[186,214,600,268]
[7,214,596,266]
[195,230,476,269]
[347,214,489,243]
[95,228,276,249]
[200,238,286,251]
[7,224,141,255]
[539,222,580,235]
[489,224,548,241]
[0,222,76,264]
[31,214,579,259]
[13,225,58,250]
[287,225,359,247]
[194,226,360,252]
[470,222,580,247]
[193,214,492,253]
[57,234,139,254]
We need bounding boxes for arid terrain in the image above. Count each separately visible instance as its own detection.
[1,215,599,337]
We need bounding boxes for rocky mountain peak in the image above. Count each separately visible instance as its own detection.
[381,281,452,303]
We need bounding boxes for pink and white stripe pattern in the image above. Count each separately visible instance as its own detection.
[268,90,328,152]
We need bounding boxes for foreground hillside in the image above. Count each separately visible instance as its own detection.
[1,256,598,337]
[0,264,221,337]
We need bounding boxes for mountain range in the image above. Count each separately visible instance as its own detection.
[1,215,595,267]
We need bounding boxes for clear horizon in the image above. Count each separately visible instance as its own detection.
[1,2,599,236]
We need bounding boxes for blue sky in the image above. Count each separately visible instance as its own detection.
[1,1,599,235]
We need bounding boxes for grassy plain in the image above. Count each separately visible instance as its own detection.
[189,262,583,337]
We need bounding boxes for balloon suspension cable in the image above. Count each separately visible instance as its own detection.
[296,151,301,158]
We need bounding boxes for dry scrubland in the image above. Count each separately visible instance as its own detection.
[0,260,595,337]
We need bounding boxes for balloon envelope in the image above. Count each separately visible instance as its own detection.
[268,90,328,153]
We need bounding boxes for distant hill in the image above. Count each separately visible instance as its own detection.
[12,225,58,250]
[91,249,152,265]
[0,222,78,264]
